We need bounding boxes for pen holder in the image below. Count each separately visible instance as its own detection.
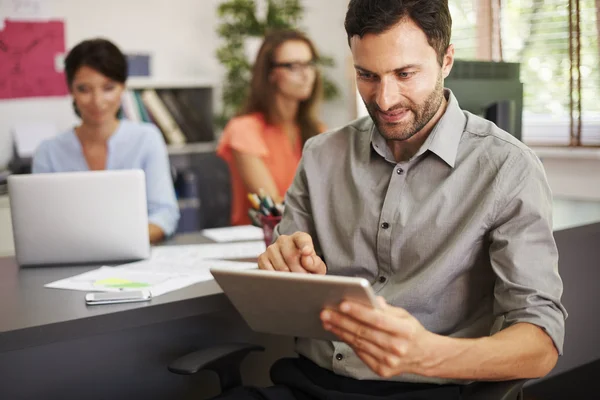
[259,215,282,247]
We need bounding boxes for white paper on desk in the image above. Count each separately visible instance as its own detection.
[45,266,173,293]
[44,260,257,297]
[201,225,264,242]
[151,241,266,261]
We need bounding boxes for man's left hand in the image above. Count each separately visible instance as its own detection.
[321,296,439,378]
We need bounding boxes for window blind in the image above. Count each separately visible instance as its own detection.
[449,0,478,60]
[501,0,600,145]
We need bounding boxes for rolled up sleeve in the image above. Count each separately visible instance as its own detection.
[489,150,567,354]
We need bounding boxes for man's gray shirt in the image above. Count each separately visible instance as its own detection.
[275,90,567,384]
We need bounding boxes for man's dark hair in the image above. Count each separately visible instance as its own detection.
[64,38,127,88]
[344,0,452,65]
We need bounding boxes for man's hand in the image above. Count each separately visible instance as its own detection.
[321,297,439,378]
[258,232,326,274]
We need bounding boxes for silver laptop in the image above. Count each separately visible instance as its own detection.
[8,170,150,266]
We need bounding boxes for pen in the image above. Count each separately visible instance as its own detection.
[248,190,285,222]
[248,209,261,226]
[259,203,272,216]
[269,206,280,217]
[258,188,267,201]
[260,195,274,213]
[264,194,275,209]
[275,203,285,215]
[247,193,261,210]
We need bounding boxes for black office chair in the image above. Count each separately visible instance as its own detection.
[168,343,526,400]
[186,152,232,229]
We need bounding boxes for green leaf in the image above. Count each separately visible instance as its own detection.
[215,0,340,128]
[322,76,339,101]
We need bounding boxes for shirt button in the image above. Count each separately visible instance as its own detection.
[335,353,344,361]
[396,168,404,175]
[379,276,387,283]
[381,222,390,229]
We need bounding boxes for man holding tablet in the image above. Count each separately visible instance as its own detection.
[217,1,566,399]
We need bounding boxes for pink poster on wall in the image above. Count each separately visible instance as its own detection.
[0,20,69,100]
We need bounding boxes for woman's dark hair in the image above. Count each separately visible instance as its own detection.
[241,29,323,146]
[65,38,127,88]
[64,38,127,117]
[344,0,452,65]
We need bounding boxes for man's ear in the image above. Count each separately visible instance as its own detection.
[442,44,455,79]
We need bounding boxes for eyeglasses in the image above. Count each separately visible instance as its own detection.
[271,60,318,74]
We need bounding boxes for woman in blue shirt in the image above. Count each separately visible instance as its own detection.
[32,38,180,243]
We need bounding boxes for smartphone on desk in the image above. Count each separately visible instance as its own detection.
[85,290,152,305]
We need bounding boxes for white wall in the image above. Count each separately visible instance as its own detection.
[302,0,354,130]
[0,0,353,169]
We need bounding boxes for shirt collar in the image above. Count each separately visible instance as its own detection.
[370,89,466,168]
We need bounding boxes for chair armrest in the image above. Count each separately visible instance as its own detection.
[168,343,265,375]
[463,379,528,400]
[168,343,265,392]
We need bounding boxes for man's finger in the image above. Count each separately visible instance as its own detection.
[292,232,315,256]
[279,236,305,273]
[301,254,326,274]
[257,253,274,271]
[355,350,399,378]
[266,244,290,272]
[324,322,384,358]
[338,301,412,335]
[323,308,399,353]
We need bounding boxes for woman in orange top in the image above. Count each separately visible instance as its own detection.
[217,30,325,225]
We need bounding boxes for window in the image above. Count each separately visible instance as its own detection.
[501,0,600,145]
[449,0,478,60]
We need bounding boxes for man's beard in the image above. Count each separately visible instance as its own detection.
[365,72,444,142]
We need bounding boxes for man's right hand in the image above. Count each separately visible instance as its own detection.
[258,232,326,274]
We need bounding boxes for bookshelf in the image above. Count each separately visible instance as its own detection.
[124,81,224,231]
[120,81,215,146]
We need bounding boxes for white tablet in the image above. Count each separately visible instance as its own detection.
[210,268,380,341]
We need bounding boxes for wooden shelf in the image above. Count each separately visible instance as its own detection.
[167,141,217,155]
[126,78,215,90]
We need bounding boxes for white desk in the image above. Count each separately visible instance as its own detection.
[553,197,600,231]
[0,195,14,257]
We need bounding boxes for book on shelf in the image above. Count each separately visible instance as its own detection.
[133,90,153,123]
[121,90,141,122]
[140,89,187,145]
[120,85,214,144]
[157,89,201,142]
[172,89,213,142]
